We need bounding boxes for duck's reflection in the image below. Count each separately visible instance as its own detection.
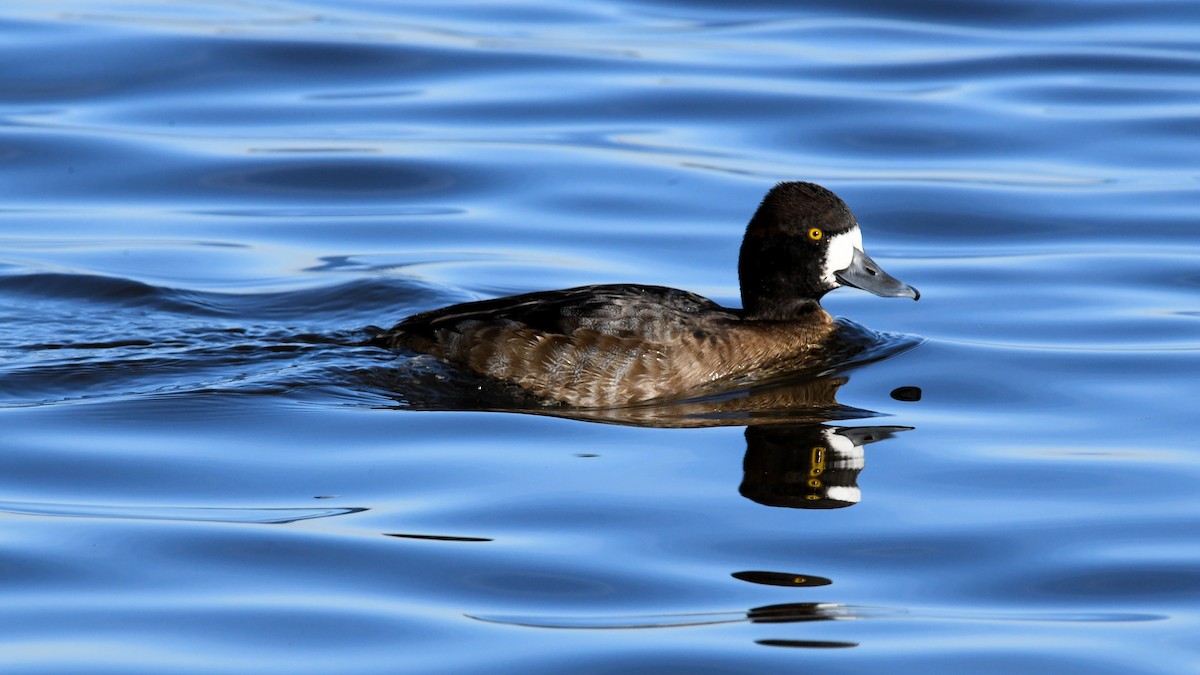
[741,424,909,509]
[367,358,917,510]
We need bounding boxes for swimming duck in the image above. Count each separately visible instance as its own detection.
[370,181,918,407]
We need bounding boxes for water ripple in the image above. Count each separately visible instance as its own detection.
[0,500,365,525]
[3,0,1200,672]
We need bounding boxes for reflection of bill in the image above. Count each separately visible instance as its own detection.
[741,425,909,509]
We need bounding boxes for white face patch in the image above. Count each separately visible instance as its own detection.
[821,226,863,287]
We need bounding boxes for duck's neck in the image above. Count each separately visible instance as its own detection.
[742,297,828,322]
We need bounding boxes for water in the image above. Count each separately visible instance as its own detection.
[2,0,1199,672]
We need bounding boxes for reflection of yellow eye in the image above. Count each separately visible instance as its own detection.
[808,228,823,240]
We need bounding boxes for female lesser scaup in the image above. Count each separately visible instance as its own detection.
[371,181,918,407]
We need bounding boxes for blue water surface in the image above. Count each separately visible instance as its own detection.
[2,0,1199,672]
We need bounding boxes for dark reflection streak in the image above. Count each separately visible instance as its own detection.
[732,570,833,587]
[747,602,866,623]
[756,639,859,649]
[465,604,1164,631]
[466,603,873,630]
[22,339,155,350]
[384,533,493,542]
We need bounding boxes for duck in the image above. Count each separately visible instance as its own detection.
[369,181,918,408]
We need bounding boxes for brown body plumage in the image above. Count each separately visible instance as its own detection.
[372,284,836,407]
[370,182,918,407]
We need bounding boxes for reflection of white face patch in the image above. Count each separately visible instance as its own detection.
[821,227,863,287]
[825,485,862,504]
[823,428,865,470]
[823,428,865,504]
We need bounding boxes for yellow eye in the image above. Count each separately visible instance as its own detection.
[808,228,823,240]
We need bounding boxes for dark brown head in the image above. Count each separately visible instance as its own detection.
[737,182,918,320]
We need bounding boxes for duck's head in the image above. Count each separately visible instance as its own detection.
[738,181,919,320]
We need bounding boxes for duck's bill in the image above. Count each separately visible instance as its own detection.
[835,248,920,300]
